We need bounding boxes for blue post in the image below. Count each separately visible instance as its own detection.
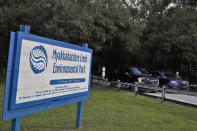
[76,43,88,128]
[11,118,21,131]
[76,101,83,128]
[82,43,88,48]
[10,25,30,131]
[20,25,30,33]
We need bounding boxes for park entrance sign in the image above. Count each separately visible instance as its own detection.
[2,25,92,131]
[10,38,91,110]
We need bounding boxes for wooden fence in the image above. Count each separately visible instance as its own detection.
[91,75,197,103]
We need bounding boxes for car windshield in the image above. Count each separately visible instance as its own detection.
[130,68,148,75]
[161,72,176,78]
[139,68,148,75]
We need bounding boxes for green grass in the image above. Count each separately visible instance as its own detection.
[1,83,197,131]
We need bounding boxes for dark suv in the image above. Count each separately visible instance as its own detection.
[120,67,159,86]
[149,71,189,90]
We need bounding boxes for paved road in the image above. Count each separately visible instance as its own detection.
[143,92,197,106]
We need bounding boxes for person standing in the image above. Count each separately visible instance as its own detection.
[176,71,181,79]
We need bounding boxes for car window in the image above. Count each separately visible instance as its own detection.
[139,68,148,75]
[149,72,155,76]
[162,72,176,78]
[129,68,141,75]
[155,72,161,77]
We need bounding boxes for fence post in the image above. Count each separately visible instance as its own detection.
[161,85,166,103]
[117,79,120,92]
[135,82,138,95]
[130,83,133,92]
[103,78,108,88]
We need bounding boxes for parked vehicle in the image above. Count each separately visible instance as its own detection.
[119,67,159,87]
[149,71,189,90]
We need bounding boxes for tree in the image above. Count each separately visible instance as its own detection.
[0,0,144,77]
[138,0,197,79]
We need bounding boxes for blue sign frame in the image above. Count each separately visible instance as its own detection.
[2,31,93,121]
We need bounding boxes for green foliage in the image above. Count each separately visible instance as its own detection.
[0,0,197,81]
[0,0,142,74]
[136,0,197,80]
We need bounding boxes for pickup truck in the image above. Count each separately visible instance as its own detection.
[119,67,159,89]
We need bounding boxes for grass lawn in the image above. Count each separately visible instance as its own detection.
[1,82,197,131]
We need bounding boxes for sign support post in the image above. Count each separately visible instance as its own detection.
[11,117,21,131]
[11,25,30,131]
[76,101,83,128]
[76,43,88,128]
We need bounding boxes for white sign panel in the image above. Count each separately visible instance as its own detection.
[16,39,91,104]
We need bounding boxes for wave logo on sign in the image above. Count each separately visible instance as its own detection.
[29,45,48,74]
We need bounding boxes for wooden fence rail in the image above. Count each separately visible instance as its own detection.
[91,76,197,94]
[91,76,197,103]
[135,83,197,97]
